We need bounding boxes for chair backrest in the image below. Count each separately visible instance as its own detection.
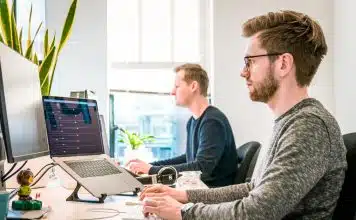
[333,132,356,220]
[245,147,261,183]
[234,141,261,184]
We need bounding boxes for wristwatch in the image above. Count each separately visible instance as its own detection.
[180,202,194,218]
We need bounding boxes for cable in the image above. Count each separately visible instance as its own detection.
[9,188,19,201]
[31,164,57,187]
[1,162,17,181]
[2,161,28,182]
[8,163,57,200]
[34,162,56,178]
[78,208,124,220]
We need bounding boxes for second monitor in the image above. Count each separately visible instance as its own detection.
[0,43,49,164]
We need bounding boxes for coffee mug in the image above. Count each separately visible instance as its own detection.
[0,191,9,219]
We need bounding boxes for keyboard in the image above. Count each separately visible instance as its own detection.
[64,159,121,178]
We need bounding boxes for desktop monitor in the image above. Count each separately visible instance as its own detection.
[0,43,49,164]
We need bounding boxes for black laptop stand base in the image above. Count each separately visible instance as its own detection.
[66,181,142,203]
[66,182,107,203]
[115,187,141,197]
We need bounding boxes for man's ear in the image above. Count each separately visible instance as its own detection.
[190,81,199,93]
[279,53,294,77]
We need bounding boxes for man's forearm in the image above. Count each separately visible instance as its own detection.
[186,183,251,204]
[149,154,186,174]
[150,154,186,166]
[149,160,199,175]
[184,201,241,220]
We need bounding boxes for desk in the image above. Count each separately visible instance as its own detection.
[9,186,147,220]
[8,179,208,219]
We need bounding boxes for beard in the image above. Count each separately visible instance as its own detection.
[249,67,279,103]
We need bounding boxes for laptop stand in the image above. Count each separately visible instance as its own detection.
[66,181,107,203]
[66,181,142,203]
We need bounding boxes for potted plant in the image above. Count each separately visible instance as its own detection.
[0,0,77,186]
[118,128,155,163]
[0,0,77,95]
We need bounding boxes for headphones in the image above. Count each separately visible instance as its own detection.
[136,166,179,185]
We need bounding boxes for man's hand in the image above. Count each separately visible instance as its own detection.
[140,184,188,203]
[143,196,183,220]
[125,159,152,174]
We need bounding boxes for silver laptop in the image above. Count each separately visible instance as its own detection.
[99,114,110,156]
[42,96,143,198]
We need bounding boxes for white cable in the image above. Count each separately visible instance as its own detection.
[78,208,124,220]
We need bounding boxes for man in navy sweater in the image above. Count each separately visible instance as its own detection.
[126,63,238,187]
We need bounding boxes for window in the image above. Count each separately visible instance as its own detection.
[107,0,208,66]
[107,0,211,162]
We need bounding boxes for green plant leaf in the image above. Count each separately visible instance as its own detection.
[58,0,77,53]
[43,29,49,57]
[117,128,154,150]
[0,0,13,46]
[10,2,20,53]
[26,4,32,49]
[18,27,23,55]
[49,34,56,50]
[139,134,155,143]
[39,46,56,95]
[41,34,57,94]
[25,22,42,60]
[47,54,58,94]
[0,32,4,43]
[33,53,39,65]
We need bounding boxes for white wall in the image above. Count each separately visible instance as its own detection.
[46,0,108,123]
[212,0,334,146]
[334,0,356,134]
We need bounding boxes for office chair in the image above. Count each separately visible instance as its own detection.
[333,132,356,220]
[234,141,261,184]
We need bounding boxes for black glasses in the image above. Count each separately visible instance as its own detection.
[243,53,283,72]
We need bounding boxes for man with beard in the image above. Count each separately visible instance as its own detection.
[126,64,238,188]
[138,10,347,220]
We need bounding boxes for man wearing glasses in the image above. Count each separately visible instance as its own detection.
[139,10,347,220]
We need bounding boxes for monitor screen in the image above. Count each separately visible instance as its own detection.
[0,43,49,163]
[42,96,104,157]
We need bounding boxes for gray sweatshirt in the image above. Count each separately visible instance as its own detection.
[184,98,347,220]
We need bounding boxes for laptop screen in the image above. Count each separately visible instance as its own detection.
[42,96,104,157]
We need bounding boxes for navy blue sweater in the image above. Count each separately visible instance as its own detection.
[149,106,237,187]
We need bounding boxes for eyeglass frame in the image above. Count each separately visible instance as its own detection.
[243,53,283,72]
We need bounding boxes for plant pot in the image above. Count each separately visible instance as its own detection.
[123,146,154,164]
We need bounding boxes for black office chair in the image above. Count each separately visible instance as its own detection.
[333,132,356,220]
[234,141,261,184]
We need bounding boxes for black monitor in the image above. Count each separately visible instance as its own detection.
[0,43,49,164]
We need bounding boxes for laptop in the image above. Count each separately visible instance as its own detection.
[41,96,143,199]
[99,114,110,156]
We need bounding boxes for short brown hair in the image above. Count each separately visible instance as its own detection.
[242,10,327,86]
[174,63,209,97]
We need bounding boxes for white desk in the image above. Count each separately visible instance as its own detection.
[9,185,149,220]
[8,178,208,220]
